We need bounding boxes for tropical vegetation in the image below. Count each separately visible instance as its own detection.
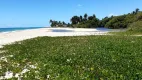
[50,8,142,30]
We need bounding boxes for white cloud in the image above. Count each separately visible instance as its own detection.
[77,4,82,7]
[108,13,117,17]
[74,4,83,13]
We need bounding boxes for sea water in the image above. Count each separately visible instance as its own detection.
[0,27,44,33]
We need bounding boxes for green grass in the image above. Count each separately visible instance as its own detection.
[0,36,142,79]
[109,31,142,36]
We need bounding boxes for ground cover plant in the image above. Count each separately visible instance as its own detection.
[0,36,142,79]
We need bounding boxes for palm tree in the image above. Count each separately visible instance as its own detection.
[84,13,88,20]
[71,16,80,24]
[76,16,80,23]
[135,8,140,14]
[92,14,96,19]
[132,8,140,14]
[88,16,93,20]
[67,23,71,27]
[49,19,53,24]
[71,17,75,24]
[132,11,135,14]
[58,21,61,25]
[62,21,66,25]
[79,16,83,22]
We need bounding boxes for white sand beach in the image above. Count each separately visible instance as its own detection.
[0,28,109,48]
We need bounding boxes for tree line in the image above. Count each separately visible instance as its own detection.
[50,8,142,29]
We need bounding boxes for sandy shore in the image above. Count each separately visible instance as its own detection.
[0,28,108,48]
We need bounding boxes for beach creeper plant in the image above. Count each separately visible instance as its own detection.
[0,36,142,79]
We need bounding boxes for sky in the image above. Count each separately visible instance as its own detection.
[0,0,142,27]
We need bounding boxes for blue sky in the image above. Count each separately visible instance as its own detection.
[0,0,142,27]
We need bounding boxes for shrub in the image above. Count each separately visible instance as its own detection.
[136,12,142,21]
[105,15,127,29]
[128,21,142,32]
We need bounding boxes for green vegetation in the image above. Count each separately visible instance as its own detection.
[70,14,100,28]
[110,20,142,35]
[49,20,71,27]
[50,8,142,29]
[104,8,142,29]
[0,36,142,79]
[128,21,142,32]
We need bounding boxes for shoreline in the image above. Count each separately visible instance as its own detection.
[0,28,109,48]
[0,27,45,33]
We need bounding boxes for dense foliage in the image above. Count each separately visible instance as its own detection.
[128,21,142,32]
[0,36,142,79]
[70,14,100,28]
[104,8,142,29]
[50,8,142,29]
[49,20,71,27]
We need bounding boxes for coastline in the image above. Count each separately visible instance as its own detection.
[0,27,45,33]
[0,28,108,48]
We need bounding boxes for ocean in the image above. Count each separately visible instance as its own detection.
[0,27,45,33]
